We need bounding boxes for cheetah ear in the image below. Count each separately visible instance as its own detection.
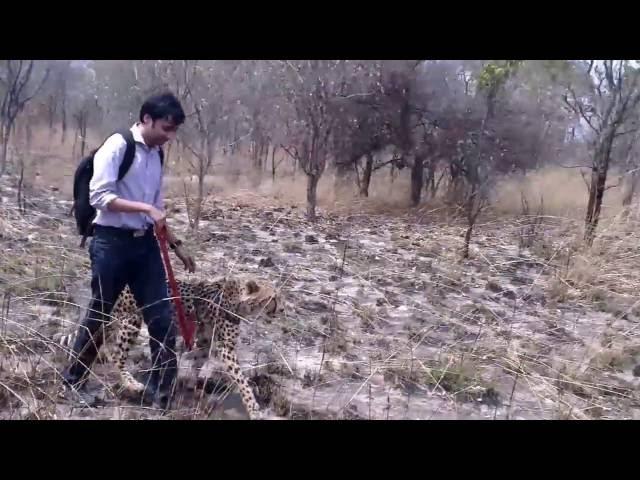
[246,280,260,294]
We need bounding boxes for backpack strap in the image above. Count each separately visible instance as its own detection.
[115,129,136,181]
[114,128,164,179]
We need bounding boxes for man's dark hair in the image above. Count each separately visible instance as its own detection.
[139,91,186,125]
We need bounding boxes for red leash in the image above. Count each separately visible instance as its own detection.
[155,225,196,350]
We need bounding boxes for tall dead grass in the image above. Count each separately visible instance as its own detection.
[18,123,630,223]
[492,166,626,220]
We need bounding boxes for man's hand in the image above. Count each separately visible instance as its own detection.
[175,246,196,273]
[147,206,167,229]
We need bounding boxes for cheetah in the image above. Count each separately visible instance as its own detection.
[55,276,284,418]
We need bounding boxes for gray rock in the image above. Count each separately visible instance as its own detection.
[259,257,275,268]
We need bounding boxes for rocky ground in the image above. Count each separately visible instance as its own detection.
[1,173,640,420]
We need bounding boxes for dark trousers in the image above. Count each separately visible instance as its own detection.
[62,225,177,397]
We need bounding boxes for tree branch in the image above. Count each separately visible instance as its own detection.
[617,60,624,103]
[563,87,599,134]
[224,127,253,149]
[279,60,304,84]
[595,74,605,98]
[336,92,376,100]
[182,141,206,165]
[21,67,50,106]
[604,60,615,90]
[372,157,401,171]
[280,144,299,161]
[587,60,595,77]
[560,164,592,169]
[614,127,640,138]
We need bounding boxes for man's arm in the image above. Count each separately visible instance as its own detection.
[89,134,128,211]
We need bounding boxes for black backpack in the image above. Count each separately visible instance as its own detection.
[71,129,164,247]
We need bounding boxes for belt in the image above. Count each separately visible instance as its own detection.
[94,224,153,238]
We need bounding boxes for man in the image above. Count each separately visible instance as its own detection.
[61,92,195,410]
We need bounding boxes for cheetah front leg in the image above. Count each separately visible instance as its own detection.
[218,326,260,419]
[113,314,146,394]
[182,326,213,390]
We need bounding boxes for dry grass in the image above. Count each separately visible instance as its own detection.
[492,166,626,219]
[2,124,640,420]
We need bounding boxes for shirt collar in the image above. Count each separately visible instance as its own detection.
[130,123,159,151]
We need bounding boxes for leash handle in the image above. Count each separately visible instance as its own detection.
[155,224,195,350]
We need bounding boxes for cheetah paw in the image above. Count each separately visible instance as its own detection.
[122,378,145,394]
[249,408,264,420]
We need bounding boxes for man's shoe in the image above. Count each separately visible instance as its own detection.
[152,392,172,412]
[58,383,98,408]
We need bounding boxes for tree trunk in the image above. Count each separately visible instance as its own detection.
[447,162,461,203]
[191,157,206,233]
[359,153,374,197]
[61,93,67,145]
[1,122,12,176]
[462,223,474,259]
[192,137,209,233]
[271,145,278,182]
[79,120,87,158]
[17,159,25,215]
[306,173,320,221]
[461,107,491,257]
[585,130,614,246]
[433,167,446,198]
[11,122,18,148]
[250,141,257,168]
[231,121,238,155]
[424,160,436,199]
[255,142,262,170]
[584,162,608,246]
[410,154,425,206]
[48,96,56,135]
[26,120,32,151]
[263,143,270,172]
[194,171,205,232]
[622,169,639,210]
[462,183,481,259]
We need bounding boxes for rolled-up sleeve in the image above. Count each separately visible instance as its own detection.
[89,134,127,210]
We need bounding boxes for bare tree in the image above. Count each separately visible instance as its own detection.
[562,60,640,245]
[39,60,73,142]
[0,60,50,175]
[328,61,392,197]
[72,97,100,159]
[380,66,424,206]
[170,60,246,231]
[460,61,521,258]
[276,60,357,221]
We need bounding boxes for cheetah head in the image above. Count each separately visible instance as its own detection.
[237,279,284,322]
